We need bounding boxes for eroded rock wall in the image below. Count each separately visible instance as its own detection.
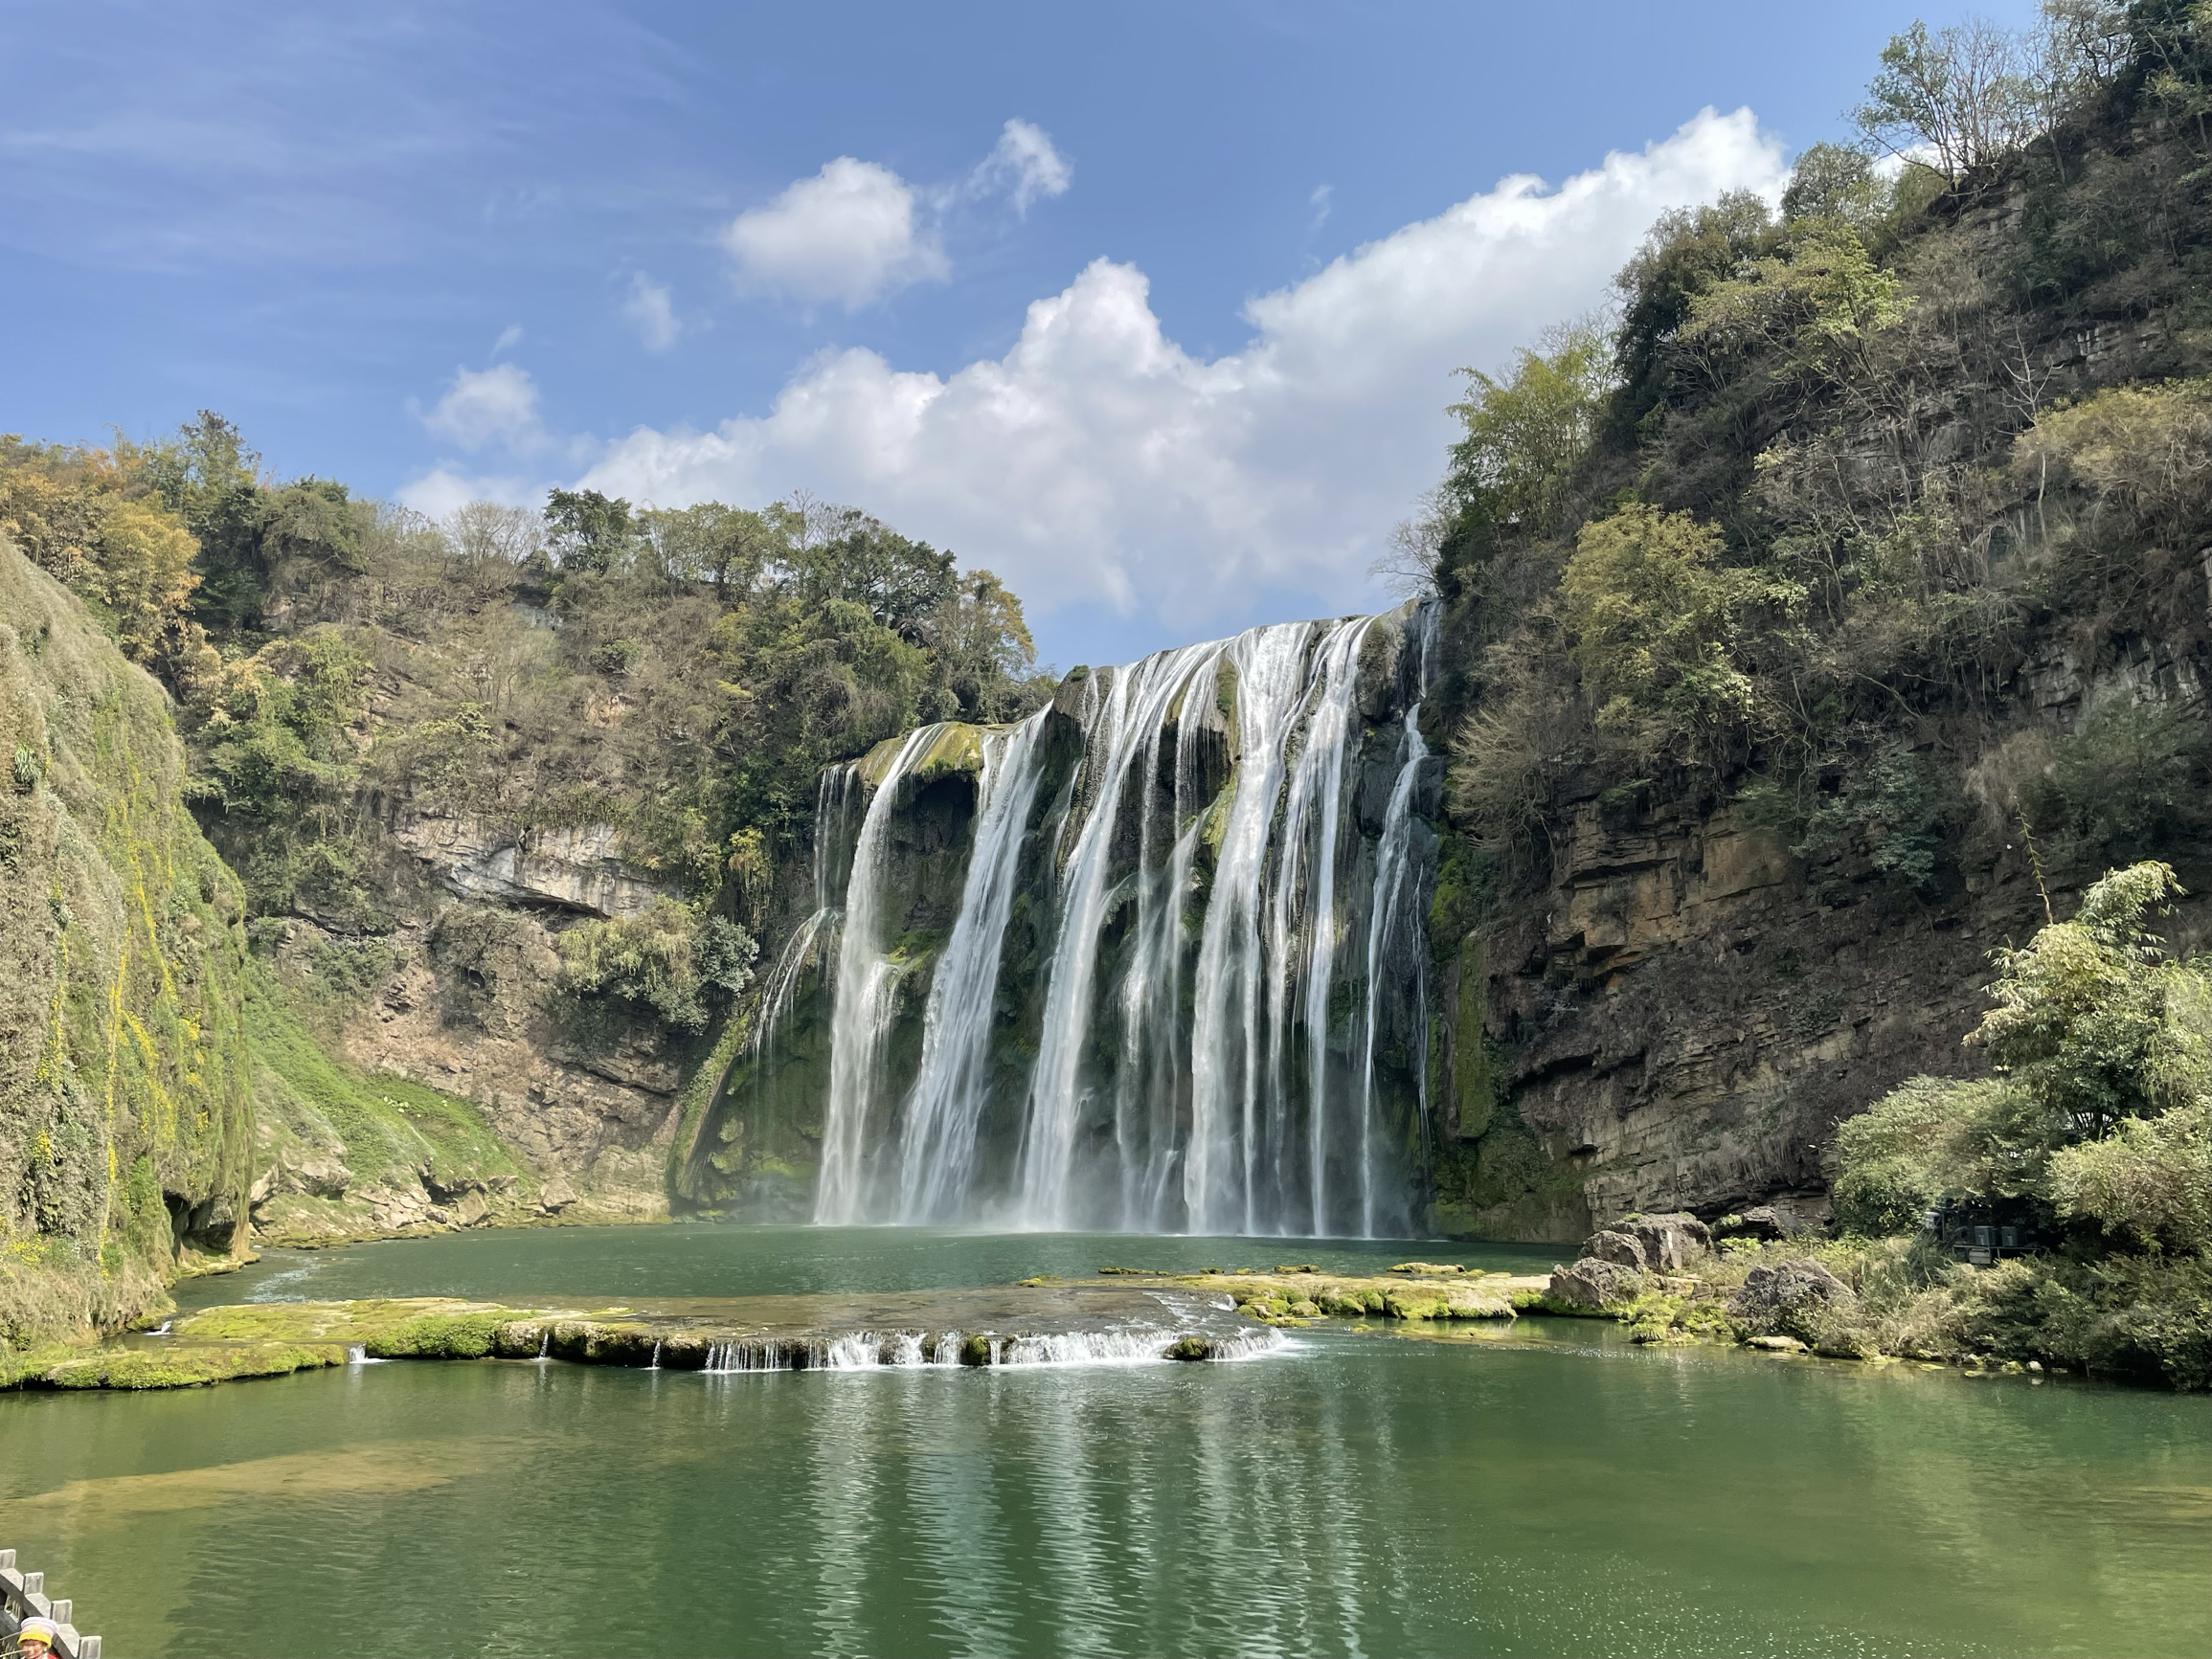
[1435,635,2212,1243]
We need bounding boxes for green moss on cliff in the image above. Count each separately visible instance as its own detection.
[0,540,256,1343]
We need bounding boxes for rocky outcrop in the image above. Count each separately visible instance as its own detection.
[1435,629,2212,1242]
[1545,1259,1643,1311]
[391,814,676,919]
[1582,1230,1648,1269]
[1726,1258,1856,1340]
[263,910,683,1224]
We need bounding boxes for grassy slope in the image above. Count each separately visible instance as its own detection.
[244,967,541,1244]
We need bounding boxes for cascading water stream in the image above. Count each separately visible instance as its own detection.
[893,717,1050,1222]
[814,727,940,1224]
[1359,704,1431,1236]
[1264,617,1371,1237]
[1016,644,1225,1227]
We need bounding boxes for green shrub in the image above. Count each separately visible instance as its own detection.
[554,900,755,1033]
[2049,1100,2212,1253]
[368,1312,508,1358]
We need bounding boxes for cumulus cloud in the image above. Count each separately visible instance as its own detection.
[622,271,680,351]
[416,362,544,451]
[397,465,540,519]
[721,156,948,308]
[583,108,1786,634]
[968,118,1072,213]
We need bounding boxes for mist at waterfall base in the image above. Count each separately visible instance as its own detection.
[753,603,1441,1239]
[14,1228,2212,1659]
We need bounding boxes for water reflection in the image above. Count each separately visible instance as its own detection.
[7,1313,2212,1656]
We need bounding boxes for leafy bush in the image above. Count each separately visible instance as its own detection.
[2049,1099,2212,1251]
[1796,746,1949,891]
[1559,503,1797,759]
[1438,324,1611,583]
[2012,378,2212,555]
[2033,703,2212,859]
[554,900,756,1033]
[1832,1077,2015,1233]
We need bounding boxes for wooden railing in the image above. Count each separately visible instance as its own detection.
[0,1551,101,1659]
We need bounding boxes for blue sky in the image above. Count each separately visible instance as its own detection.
[3,1,2037,668]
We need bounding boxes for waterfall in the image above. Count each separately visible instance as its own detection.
[1016,644,1225,1227]
[751,766,858,1062]
[783,600,1438,1237]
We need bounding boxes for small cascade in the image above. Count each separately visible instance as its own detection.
[763,599,1438,1237]
[1358,705,1432,1236]
[814,728,941,1223]
[537,1328,551,1359]
[683,1325,1286,1372]
[750,766,860,1062]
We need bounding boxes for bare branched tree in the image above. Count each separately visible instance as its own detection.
[441,501,543,585]
[1370,488,1447,599]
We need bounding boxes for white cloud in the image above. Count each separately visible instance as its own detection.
[416,362,544,452]
[1310,183,1333,230]
[492,323,524,355]
[622,271,680,351]
[396,465,539,519]
[582,108,1788,635]
[721,156,947,309]
[969,118,1072,214]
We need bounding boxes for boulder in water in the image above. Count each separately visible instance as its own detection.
[1545,1259,1642,1312]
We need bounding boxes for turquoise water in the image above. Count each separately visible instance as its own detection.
[10,1226,2212,1658]
[171,1222,1558,1311]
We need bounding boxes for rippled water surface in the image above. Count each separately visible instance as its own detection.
[11,1226,2211,1658]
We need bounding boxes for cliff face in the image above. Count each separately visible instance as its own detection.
[201,618,719,1233]
[265,803,695,1229]
[0,542,255,1340]
[1433,633,2212,1243]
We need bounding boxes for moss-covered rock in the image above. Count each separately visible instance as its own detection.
[43,1341,346,1389]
